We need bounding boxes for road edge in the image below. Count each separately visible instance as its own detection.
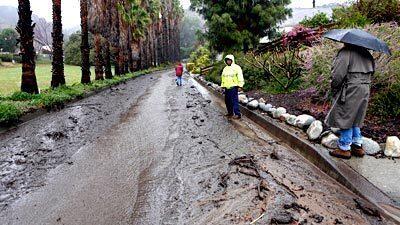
[0,68,172,135]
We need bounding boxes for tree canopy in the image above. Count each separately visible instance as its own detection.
[190,0,292,52]
[0,28,18,53]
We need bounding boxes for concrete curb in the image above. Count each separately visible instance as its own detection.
[0,68,171,135]
[194,76,400,224]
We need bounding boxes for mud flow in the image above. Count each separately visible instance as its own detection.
[0,71,392,224]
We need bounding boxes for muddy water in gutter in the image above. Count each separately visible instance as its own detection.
[0,72,393,224]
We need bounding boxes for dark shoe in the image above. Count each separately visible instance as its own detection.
[351,144,365,157]
[329,149,351,159]
[232,115,242,120]
[224,114,233,118]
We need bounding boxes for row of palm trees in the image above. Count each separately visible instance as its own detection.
[17,0,183,94]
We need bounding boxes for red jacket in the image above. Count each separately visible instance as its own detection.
[175,64,183,76]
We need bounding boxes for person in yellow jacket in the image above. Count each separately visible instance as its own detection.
[221,54,245,119]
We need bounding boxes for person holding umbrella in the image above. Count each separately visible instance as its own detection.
[324,29,391,159]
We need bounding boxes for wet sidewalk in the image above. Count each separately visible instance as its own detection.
[346,156,400,204]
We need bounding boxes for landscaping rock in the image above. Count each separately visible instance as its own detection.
[279,113,291,122]
[307,120,323,141]
[238,94,248,104]
[362,138,381,155]
[269,108,277,116]
[384,136,400,157]
[258,103,266,111]
[321,133,339,149]
[260,103,273,112]
[247,100,259,109]
[273,107,287,119]
[286,115,297,126]
[331,128,341,135]
[295,114,316,129]
[258,98,266,104]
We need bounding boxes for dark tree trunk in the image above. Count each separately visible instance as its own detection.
[17,0,39,94]
[104,40,113,79]
[94,34,104,80]
[80,0,91,84]
[51,0,65,88]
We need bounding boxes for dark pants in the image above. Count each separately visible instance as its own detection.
[224,87,241,116]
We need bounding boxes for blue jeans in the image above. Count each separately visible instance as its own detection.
[176,76,183,86]
[338,127,363,151]
[224,87,241,116]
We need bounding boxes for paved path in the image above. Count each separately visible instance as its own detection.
[0,71,391,224]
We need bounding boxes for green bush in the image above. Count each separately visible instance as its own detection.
[7,92,41,101]
[188,46,212,73]
[300,12,331,28]
[370,83,400,117]
[0,54,22,63]
[332,5,371,28]
[356,0,400,23]
[0,102,22,124]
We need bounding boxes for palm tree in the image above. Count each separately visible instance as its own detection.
[104,0,113,79]
[94,33,104,80]
[80,0,91,84]
[51,0,65,88]
[16,0,39,94]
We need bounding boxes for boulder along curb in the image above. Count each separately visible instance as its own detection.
[193,75,400,224]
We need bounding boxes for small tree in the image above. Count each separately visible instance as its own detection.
[0,28,19,53]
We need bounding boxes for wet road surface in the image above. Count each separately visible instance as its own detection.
[0,70,392,224]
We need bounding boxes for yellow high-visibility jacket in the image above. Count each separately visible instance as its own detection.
[221,55,244,89]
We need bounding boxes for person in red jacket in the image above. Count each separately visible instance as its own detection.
[175,63,184,86]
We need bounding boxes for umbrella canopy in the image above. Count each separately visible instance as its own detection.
[324,29,391,55]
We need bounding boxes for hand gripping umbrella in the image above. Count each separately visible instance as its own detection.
[324,29,391,55]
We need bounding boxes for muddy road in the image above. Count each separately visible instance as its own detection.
[0,70,391,224]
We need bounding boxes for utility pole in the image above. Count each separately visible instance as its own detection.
[313,0,315,8]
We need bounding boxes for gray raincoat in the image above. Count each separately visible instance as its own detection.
[325,46,375,129]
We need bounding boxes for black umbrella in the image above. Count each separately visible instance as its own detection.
[324,29,391,55]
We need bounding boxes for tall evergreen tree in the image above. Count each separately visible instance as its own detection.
[190,0,292,52]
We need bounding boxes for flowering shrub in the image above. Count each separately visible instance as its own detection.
[281,25,321,49]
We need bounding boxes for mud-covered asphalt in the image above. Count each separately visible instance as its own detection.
[0,70,393,224]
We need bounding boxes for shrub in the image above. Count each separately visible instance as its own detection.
[0,54,22,63]
[332,5,371,28]
[0,102,22,124]
[300,12,331,28]
[282,25,321,49]
[188,46,212,73]
[356,0,400,23]
[7,92,41,101]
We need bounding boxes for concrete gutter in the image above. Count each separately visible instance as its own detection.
[0,69,171,135]
[194,76,400,224]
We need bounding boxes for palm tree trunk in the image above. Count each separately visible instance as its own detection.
[80,0,91,84]
[104,40,113,79]
[94,34,104,80]
[51,0,65,88]
[17,0,39,94]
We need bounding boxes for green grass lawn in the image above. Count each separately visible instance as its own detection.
[0,63,95,96]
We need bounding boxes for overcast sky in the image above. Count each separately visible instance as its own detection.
[0,0,349,29]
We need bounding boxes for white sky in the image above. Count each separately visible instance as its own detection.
[0,0,349,29]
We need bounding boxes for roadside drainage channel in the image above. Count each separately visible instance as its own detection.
[0,69,172,135]
[193,76,400,224]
